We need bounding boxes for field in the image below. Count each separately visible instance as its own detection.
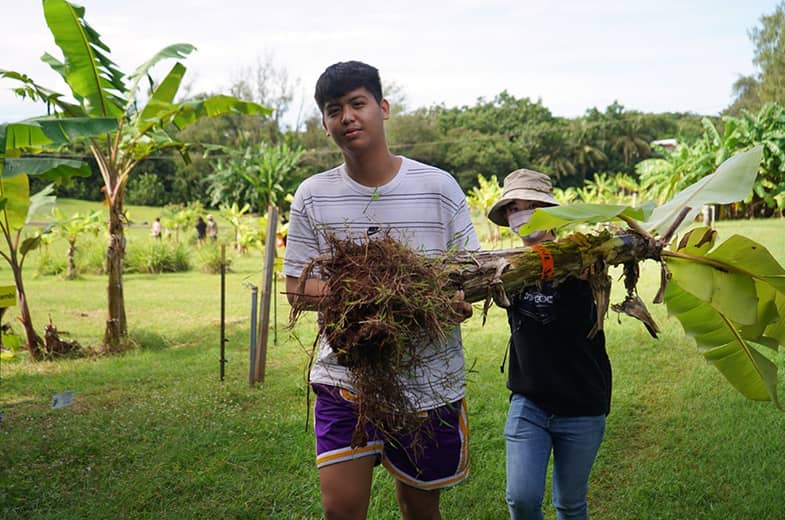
[1,204,785,519]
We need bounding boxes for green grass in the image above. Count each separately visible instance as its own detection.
[2,211,785,518]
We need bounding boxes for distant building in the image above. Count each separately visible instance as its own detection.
[651,138,677,151]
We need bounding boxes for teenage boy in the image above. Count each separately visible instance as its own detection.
[284,61,480,520]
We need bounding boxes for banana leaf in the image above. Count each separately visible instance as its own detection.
[43,0,126,117]
[664,227,785,406]
[646,146,763,236]
[0,174,31,231]
[517,201,655,236]
[126,43,196,105]
[518,146,763,239]
[2,157,90,181]
[1,118,117,149]
[172,95,272,129]
[137,62,187,126]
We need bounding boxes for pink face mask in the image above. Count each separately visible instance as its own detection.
[509,209,548,243]
[508,209,534,234]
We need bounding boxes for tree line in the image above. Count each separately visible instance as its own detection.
[31,3,785,219]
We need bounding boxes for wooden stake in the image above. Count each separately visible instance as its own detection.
[254,206,278,383]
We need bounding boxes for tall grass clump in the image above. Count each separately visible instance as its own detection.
[36,236,105,277]
[76,236,108,274]
[126,240,191,273]
[36,249,66,276]
[197,242,232,274]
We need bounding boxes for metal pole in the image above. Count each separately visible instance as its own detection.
[273,275,278,345]
[249,285,258,386]
[0,307,5,388]
[220,244,227,382]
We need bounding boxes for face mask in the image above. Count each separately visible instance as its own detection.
[508,209,534,234]
[509,209,548,243]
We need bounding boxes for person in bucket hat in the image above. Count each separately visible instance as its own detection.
[488,169,559,245]
[490,168,612,520]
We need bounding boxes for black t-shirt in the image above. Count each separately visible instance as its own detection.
[506,276,612,416]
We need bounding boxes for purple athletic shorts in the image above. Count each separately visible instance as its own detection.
[312,384,470,490]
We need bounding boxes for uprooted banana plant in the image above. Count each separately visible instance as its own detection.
[503,145,785,408]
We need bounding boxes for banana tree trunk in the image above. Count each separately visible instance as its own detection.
[66,240,77,280]
[11,254,43,359]
[447,231,663,304]
[103,201,128,351]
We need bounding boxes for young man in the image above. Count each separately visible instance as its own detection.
[488,169,611,520]
[284,61,480,519]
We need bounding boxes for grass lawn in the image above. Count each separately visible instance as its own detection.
[1,211,785,518]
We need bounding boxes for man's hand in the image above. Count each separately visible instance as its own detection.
[286,276,329,311]
[452,289,473,323]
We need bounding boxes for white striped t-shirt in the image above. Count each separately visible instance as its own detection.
[283,156,480,411]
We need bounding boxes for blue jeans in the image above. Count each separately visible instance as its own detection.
[505,395,606,520]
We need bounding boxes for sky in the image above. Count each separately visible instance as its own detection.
[1,0,781,128]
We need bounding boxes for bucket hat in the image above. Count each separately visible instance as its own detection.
[487,169,559,226]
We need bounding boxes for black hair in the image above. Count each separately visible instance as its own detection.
[314,61,383,112]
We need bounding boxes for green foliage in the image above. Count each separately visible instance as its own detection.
[639,104,785,217]
[749,2,785,107]
[521,147,785,406]
[207,142,303,213]
[436,91,554,138]
[467,174,503,243]
[520,202,655,236]
[35,248,66,276]
[0,116,104,356]
[49,207,102,278]
[386,107,444,166]
[665,228,785,405]
[645,146,763,236]
[126,240,191,274]
[440,128,521,190]
[197,242,232,274]
[160,202,203,242]
[219,202,251,252]
[75,235,107,274]
[125,172,168,206]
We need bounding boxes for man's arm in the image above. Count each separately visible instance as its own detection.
[285,275,329,311]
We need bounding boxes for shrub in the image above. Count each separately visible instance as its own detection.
[126,172,168,206]
[126,241,192,273]
[197,242,232,274]
[76,237,108,275]
[36,250,67,276]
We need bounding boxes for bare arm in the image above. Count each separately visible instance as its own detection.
[285,275,329,311]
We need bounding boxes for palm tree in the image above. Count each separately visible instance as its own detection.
[535,130,577,182]
[612,119,651,166]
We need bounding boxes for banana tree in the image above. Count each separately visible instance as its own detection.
[51,208,102,279]
[219,202,251,252]
[1,118,115,357]
[1,0,270,351]
[160,205,198,243]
